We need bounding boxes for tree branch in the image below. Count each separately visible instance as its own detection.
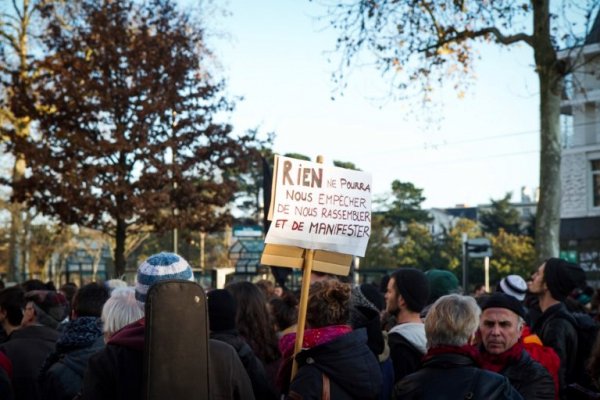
[422,27,534,52]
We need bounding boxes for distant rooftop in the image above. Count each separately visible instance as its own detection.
[586,10,600,45]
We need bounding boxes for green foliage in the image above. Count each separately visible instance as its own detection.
[489,229,536,284]
[439,218,481,273]
[333,160,360,170]
[395,221,440,270]
[363,212,396,268]
[283,153,311,161]
[479,193,521,235]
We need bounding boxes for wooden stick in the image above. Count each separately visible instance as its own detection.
[290,248,314,380]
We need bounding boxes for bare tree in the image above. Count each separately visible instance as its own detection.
[319,0,600,261]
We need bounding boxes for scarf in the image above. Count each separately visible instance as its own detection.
[276,325,352,392]
[424,344,481,366]
[279,324,353,358]
[39,316,103,380]
[480,341,524,373]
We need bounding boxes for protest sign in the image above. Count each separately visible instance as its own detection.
[264,155,372,257]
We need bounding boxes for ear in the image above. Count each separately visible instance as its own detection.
[397,294,407,309]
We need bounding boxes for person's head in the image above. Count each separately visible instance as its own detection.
[385,268,429,316]
[473,283,486,297]
[59,282,78,306]
[528,258,586,301]
[207,289,237,332]
[104,279,128,294]
[72,282,110,318]
[135,252,195,310]
[425,269,460,304]
[22,290,68,329]
[307,279,351,328]
[479,292,525,355]
[0,286,25,328]
[22,279,46,292]
[226,281,280,363]
[101,287,144,342]
[497,274,528,301]
[425,294,480,349]
[255,279,275,300]
[350,282,385,328]
[273,285,284,298]
[269,292,298,332]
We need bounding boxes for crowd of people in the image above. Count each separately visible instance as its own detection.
[0,253,599,399]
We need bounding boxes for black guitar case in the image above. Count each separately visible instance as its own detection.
[143,280,210,400]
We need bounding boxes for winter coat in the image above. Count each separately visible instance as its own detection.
[501,350,555,400]
[211,330,276,400]
[388,323,427,383]
[0,324,59,400]
[531,303,578,396]
[80,319,254,400]
[39,317,105,400]
[393,352,523,400]
[287,328,383,400]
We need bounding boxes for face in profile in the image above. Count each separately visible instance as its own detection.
[385,277,399,315]
[528,263,546,295]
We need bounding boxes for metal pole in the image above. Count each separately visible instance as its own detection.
[462,233,468,294]
[484,256,490,292]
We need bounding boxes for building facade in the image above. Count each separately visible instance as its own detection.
[559,14,600,271]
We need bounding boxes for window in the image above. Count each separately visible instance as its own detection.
[593,160,600,208]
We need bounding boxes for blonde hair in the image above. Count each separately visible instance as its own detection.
[425,294,480,349]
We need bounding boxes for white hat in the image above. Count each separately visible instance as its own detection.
[498,275,528,301]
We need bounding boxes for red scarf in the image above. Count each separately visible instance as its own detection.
[424,344,481,366]
[479,340,524,373]
[278,324,352,358]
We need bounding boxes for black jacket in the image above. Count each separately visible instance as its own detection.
[500,349,555,400]
[288,328,383,400]
[81,339,254,400]
[388,332,425,383]
[210,330,276,400]
[531,303,577,396]
[0,324,59,400]
[393,353,523,400]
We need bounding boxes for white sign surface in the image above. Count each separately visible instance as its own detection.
[265,155,372,256]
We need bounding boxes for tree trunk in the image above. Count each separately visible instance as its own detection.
[8,156,26,282]
[114,217,127,278]
[533,0,562,263]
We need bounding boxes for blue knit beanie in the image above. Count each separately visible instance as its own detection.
[135,252,195,307]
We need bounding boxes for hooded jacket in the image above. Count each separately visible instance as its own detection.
[287,328,382,399]
[388,323,427,383]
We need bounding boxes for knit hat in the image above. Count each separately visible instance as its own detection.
[135,252,195,307]
[497,275,528,301]
[544,258,586,301]
[352,284,385,313]
[25,290,68,329]
[425,269,459,303]
[207,289,237,332]
[481,292,526,319]
[392,268,429,313]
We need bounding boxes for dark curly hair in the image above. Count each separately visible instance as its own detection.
[269,292,298,331]
[307,280,351,328]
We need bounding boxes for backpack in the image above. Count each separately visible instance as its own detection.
[566,312,600,390]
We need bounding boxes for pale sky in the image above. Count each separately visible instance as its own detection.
[212,0,541,209]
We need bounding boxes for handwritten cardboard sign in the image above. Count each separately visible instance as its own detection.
[265,155,372,257]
